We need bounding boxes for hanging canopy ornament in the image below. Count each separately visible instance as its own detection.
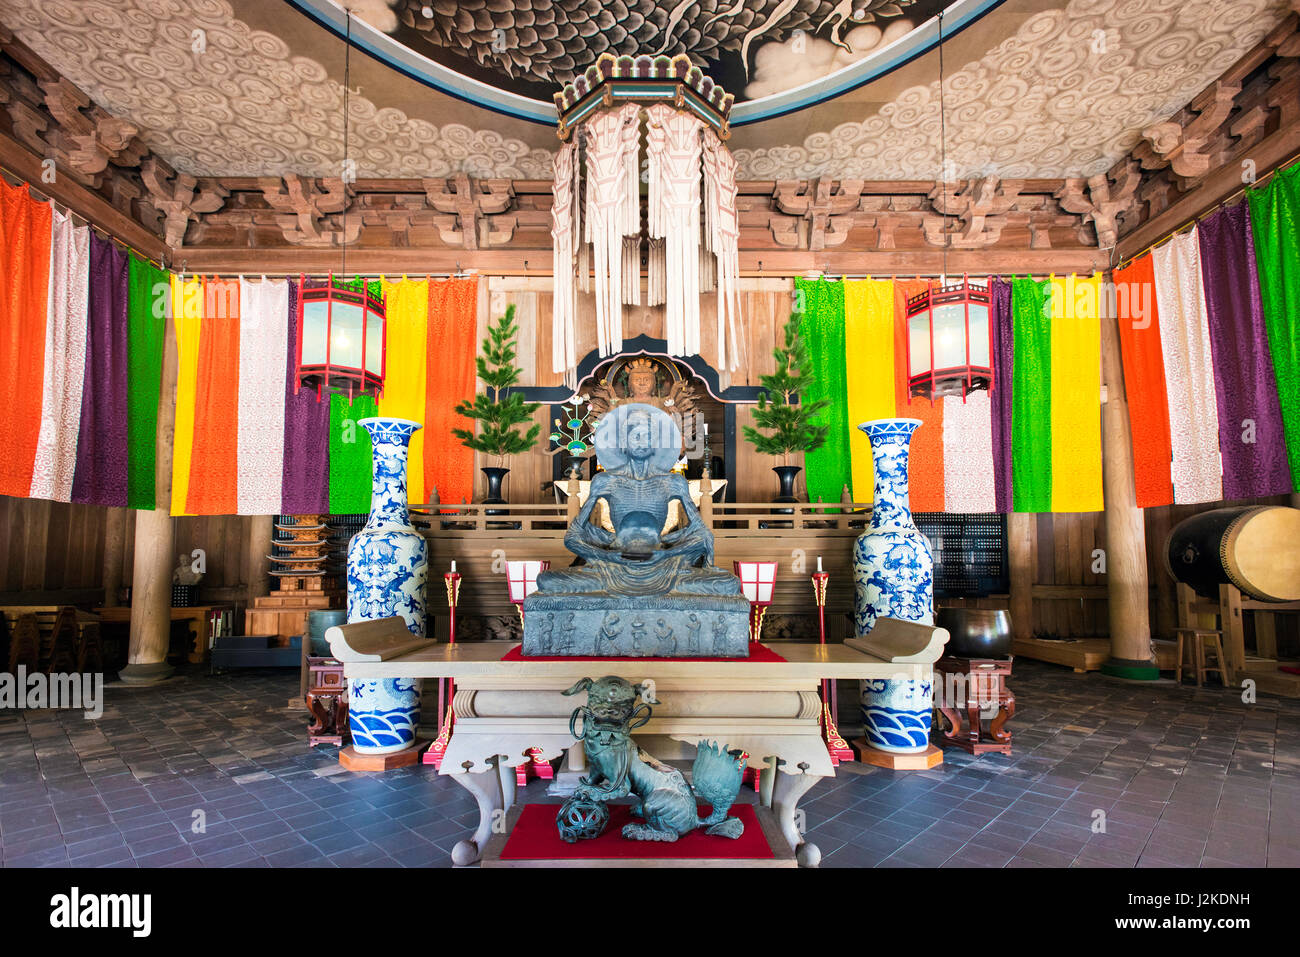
[550,53,741,380]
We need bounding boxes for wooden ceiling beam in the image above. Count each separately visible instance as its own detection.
[174,244,1109,277]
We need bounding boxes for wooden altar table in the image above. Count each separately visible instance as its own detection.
[332,620,949,868]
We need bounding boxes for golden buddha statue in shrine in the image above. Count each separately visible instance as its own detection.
[584,356,698,419]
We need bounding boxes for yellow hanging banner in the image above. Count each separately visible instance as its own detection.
[378,278,430,505]
[843,279,896,503]
[170,276,204,517]
[1048,273,1104,512]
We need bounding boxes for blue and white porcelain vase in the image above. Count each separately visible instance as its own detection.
[853,418,935,754]
[346,417,428,755]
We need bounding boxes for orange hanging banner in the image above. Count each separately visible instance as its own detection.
[425,277,480,508]
[892,279,945,513]
[0,180,52,497]
[186,279,241,514]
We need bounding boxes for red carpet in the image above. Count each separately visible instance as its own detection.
[499,803,772,860]
[500,643,786,663]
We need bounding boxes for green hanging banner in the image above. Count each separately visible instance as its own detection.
[796,277,850,508]
[1011,278,1052,512]
[1249,162,1300,490]
[126,255,167,509]
[328,392,377,515]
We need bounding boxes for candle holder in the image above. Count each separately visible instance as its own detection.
[812,569,854,764]
[424,570,461,769]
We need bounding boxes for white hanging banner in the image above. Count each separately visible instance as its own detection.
[645,103,703,360]
[583,103,639,359]
[702,129,741,372]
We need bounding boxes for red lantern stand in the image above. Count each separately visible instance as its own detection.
[423,570,461,769]
[508,561,554,787]
[812,570,854,765]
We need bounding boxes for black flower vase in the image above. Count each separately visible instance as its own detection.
[561,454,586,481]
[772,465,802,515]
[482,467,509,516]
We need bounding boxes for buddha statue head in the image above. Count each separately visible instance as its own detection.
[626,358,658,402]
[593,403,681,475]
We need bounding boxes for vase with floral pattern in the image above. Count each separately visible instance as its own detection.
[346,417,428,755]
[853,418,935,754]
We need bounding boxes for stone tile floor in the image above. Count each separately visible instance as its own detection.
[0,659,1297,867]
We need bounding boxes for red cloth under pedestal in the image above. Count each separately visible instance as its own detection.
[499,802,772,861]
[500,643,786,663]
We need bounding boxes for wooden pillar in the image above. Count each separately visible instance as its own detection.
[121,302,179,684]
[102,506,127,607]
[1098,309,1157,678]
[246,515,272,603]
[1007,513,1033,642]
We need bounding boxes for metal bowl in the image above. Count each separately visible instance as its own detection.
[935,607,1012,659]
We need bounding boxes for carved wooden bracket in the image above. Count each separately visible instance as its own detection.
[423,173,515,249]
[1267,58,1300,128]
[1055,162,1140,249]
[924,177,1024,248]
[1139,80,1240,186]
[140,158,228,247]
[770,177,864,250]
[39,78,146,184]
[258,174,360,247]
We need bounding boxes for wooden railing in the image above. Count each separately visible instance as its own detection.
[409,497,875,627]
[409,500,874,538]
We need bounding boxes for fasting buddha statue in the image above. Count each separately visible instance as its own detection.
[522,404,749,657]
[539,404,736,597]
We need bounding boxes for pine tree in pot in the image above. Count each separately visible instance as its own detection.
[452,304,541,507]
[742,313,830,504]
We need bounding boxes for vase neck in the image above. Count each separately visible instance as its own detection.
[361,421,417,528]
[868,428,915,528]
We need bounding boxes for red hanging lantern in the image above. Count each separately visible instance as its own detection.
[295,273,386,399]
[904,274,993,401]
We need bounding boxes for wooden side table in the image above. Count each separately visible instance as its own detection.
[935,656,1014,756]
[305,657,348,747]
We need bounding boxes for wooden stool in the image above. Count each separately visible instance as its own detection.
[1174,628,1226,687]
[933,656,1015,756]
[305,657,348,746]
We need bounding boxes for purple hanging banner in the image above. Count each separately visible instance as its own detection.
[70,235,129,506]
[990,278,1015,513]
[1197,204,1292,499]
[280,281,331,514]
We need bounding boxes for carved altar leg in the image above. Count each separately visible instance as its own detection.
[772,770,822,868]
[758,762,776,807]
[569,740,586,773]
[499,757,518,811]
[449,760,505,867]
